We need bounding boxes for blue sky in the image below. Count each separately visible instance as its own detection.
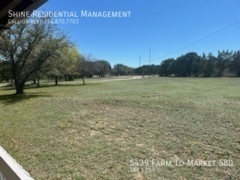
[39,0,240,67]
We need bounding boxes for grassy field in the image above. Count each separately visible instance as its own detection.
[0,77,239,179]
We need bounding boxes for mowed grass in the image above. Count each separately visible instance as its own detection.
[0,77,240,179]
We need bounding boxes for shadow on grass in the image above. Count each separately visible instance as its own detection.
[0,93,52,104]
[0,83,87,91]
[38,83,86,88]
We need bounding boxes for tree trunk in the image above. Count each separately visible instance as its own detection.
[82,77,85,85]
[36,77,40,87]
[33,78,36,84]
[15,81,25,94]
[55,76,58,85]
[64,75,68,81]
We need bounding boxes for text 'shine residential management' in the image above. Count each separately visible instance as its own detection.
[8,10,132,19]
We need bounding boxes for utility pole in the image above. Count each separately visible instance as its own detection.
[149,47,151,65]
[149,47,151,77]
[139,56,141,67]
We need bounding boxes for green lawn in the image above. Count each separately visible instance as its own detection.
[0,77,239,179]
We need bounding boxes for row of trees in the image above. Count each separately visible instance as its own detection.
[0,18,115,94]
[31,49,112,86]
[111,64,134,76]
[134,65,161,76]
[133,51,240,77]
[159,51,240,77]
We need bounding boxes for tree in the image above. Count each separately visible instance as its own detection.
[191,55,202,77]
[159,58,175,76]
[203,53,216,77]
[77,56,95,85]
[231,51,240,76]
[173,52,201,77]
[112,64,134,76]
[216,50,228,77]
[94,60,111,78]
[47,46,79,85]
[61,46,79,81]
[0,19,69,94]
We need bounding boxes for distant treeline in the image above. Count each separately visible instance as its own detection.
[1,50,240,86]
[134,50,240,77]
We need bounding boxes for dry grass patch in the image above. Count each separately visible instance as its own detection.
[0,78,239,179]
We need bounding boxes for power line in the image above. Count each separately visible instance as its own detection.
[152,19,240,61]
[150,0,226,55]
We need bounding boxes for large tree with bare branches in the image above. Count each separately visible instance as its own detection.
[0,19,69,94]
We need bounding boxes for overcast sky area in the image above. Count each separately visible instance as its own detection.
[39,0,240,67]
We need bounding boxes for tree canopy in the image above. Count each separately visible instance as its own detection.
[0,19,70,94]
[158,50,240,77]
